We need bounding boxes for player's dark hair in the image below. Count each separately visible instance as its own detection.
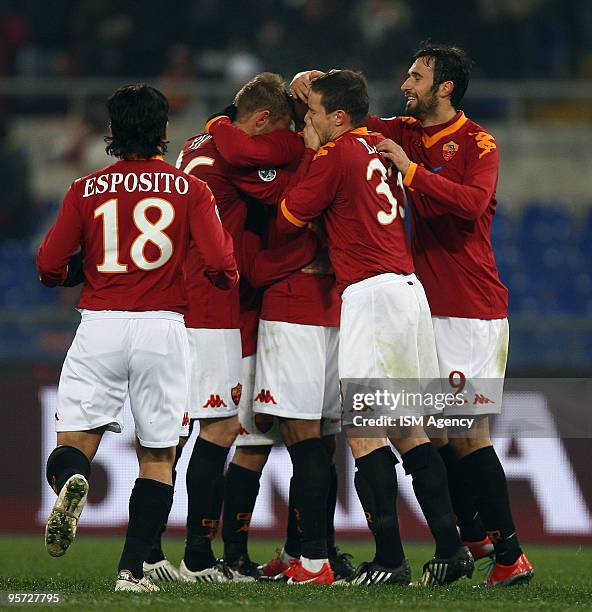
[309,70,369,126]
[105,84,169,159]
[412,41,473,108]
[234,72,291,123]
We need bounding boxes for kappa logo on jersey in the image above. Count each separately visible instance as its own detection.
[202,394,228,408]
[473,393,494,405]
[442,140,459,161]
[258,168,277,182]
[231,382,242,406]
[182,411,190,426]
[254,388,277,404]
[254,413,275,433]
[469,131,497,158]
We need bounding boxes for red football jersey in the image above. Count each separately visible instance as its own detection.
[238,229,318,357]
[366,111,508,319]
[208,117,305,168]
[277,127,414,294]
[37,158,237,312]
[177,132,250,328]
[208,121,342,327]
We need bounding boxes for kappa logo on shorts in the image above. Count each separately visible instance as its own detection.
[54,412,59,421]
[203,394,228,408]
[182,411,190,426]
[254,413,275,433]
[254,389,277,404]
[231,382,242,406]
[473,393,494,405]
[238,424,249,435]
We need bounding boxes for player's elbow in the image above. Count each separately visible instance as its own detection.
[204,268,239,290]
[458,192,490,220]
[36,255,63,287]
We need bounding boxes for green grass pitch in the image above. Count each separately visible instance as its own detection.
[0,535,590,610]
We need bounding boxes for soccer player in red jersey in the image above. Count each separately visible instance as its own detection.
[271,69,473,586]
[291,44,533,586]
[37,84,237,593]
[158,73,325,583]
[206,116,356,583]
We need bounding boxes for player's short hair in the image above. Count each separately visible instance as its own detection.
[234,72,291,123]
[105,84,169,159]
[412,41,473,108]
[309,70,369,126]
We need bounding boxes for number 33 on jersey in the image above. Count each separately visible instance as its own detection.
[277,127,414,293]
[37,158,238,312]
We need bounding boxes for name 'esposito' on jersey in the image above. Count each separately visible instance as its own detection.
[82,171,190,198]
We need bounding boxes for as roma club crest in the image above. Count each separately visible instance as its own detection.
[231,383,242,406]
[442,140,459,162]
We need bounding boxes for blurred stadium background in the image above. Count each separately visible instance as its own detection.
[1,0,591,546]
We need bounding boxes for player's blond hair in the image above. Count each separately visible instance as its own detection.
[234,72,291,123]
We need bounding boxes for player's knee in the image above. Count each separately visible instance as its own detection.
[346,435,387,459]
[280,418,320,446]
[232,445,271,472]
[449,437,492,458]
[199,416,241,447]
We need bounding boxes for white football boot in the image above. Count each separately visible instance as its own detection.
[179,559,233,582]
[115,570,160,592]
[45,474,89,557]
[143,559,181,582]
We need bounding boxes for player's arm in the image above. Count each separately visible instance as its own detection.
[207,118,305,168]
[378,135,499,220]
[276,143,340,235]
[37,184,84,287]
[364,115,405,142]
[240,229,317,289]
[231,148,315,206]
[188,179,239,289]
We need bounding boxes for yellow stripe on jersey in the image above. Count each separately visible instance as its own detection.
[403,162,418,187]
[280,199,307,227]
[204,115,230,134]
[421,112,468,148]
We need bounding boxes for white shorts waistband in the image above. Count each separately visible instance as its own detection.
[342,273,417,299]
[79,309,185,323]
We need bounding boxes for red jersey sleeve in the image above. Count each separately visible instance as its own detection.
[187,178,239,289]
[277,144,341,234]
[241,229,317,288]
[365,115,404,142]
[403,130,499,220]
[37,183,83,287]
[231,148,315,206]
[210,119,305,168]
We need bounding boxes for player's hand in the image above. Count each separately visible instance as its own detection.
[63,250,85,287]
[377,138,411,176]
[303,116,321,151]
[289,70,325,103]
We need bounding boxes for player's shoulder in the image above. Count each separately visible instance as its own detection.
[72,160,120,186]
[461,115,498,158]
[181,131,217,156]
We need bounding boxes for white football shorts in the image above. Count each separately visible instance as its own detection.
[237,352,340,446]
[55,310,190,448]
[339,273,440,416]
[187,327,242,419]
[252,320,341,425]
[432,316,509,415]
